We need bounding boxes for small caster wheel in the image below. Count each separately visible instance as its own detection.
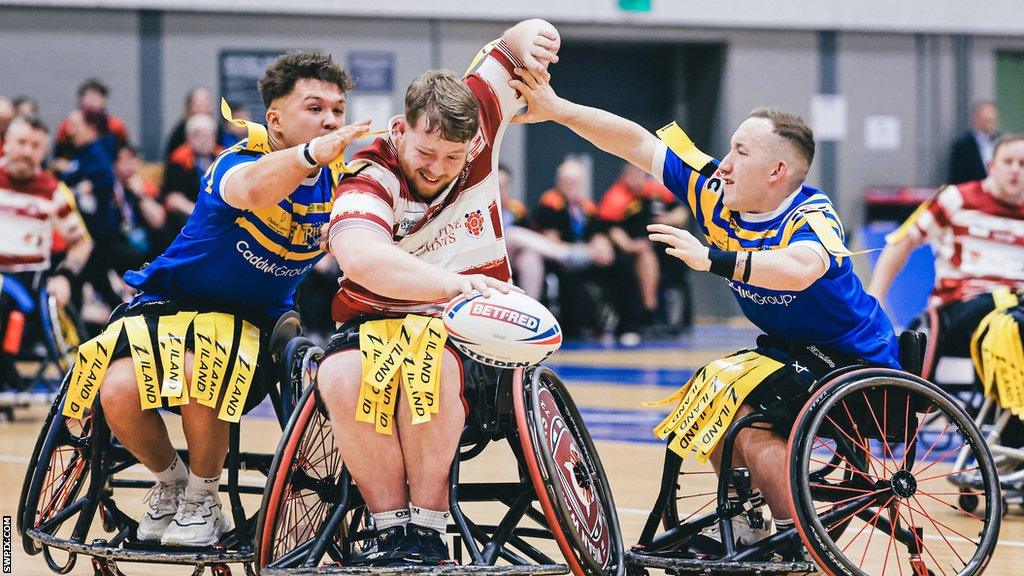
[958,493,979,512]
[210,563,232,576]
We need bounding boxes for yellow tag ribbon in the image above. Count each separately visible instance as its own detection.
[656,122,718,178]
[649,351,785,462]
[124,315,161,411]
[971,289,1024,415]
[219,320,261,423]
[157,312,196,407]
[63,318,125,419]
[221,98,270,154]
[357,315,448,435]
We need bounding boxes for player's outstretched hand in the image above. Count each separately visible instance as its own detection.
[309,119,373,165]
[647,223,712,272]
[510,67,565,124]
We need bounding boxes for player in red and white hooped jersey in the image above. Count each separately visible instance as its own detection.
[869,133,1024,379]
[318,19,559,567]
[1,116,92,306]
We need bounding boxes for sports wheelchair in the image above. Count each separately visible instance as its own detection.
[627,332,1003,576]
[253,340,625,576]
[17,311,307,576]
[1,272,87,414]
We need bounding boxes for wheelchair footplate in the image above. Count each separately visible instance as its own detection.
[626,549,817,575]
[258,564,569,575]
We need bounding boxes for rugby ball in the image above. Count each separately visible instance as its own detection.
[443,291,562,368]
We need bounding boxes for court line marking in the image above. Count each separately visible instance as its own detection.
[6,453,1022,548]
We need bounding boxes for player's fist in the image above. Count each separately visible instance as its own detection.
[647,224,712,272]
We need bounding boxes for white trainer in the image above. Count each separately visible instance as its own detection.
[702,506,773,546]
[161,490,229,547]
[136,481,185,541]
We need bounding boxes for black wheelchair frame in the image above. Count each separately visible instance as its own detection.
[626,334,1003,576]
[254,343,626,576]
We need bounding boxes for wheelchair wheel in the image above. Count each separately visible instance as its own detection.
[515,366,625,576]
[276,336,322,427]
[18,379,93,570]
[256,382,362,570]
[788,368,1001,576]
[39,293,87,374]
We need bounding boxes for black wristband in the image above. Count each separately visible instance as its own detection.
[707,248,738,279]
[742,252,753,283]
[50,267,75,282]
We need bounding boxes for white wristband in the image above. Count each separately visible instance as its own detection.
[297,138,318,169]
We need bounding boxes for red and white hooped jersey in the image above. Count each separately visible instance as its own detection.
[328,39,525,323]
[0,168,88,272]
[908,180,1024,307]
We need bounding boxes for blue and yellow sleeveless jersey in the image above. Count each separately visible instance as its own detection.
[652,130,899,367]
[123,141,333,318]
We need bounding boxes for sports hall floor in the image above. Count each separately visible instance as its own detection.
[3,325,1022,575]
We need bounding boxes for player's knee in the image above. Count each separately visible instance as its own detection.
[98,358,140,415]
[316,352,362,406]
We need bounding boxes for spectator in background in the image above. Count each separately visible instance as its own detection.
[949,101,999,185]
[161,114,222,237]
[498,164,611,301]
[219,102,250,148]
[599,162,689,332]
[56,78,129,159]
[61,108,123,309]
[0,96,15,156]
[12,96,39,120]
[112,144,166,262]
[163,87,226,158]
[535,158,642,343]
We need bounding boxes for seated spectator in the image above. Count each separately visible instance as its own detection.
[163,87,227,158]
[161,114,222,237]
[112,144,166,262]
[0,96,14,157]
[599,162,691,332]
[55,78,129,159]
[498,164,611,301]
[535,158,642,343]
[12,96,39,120]
[60,108,123,310]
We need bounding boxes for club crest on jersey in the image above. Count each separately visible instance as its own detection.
[464,209,485,238]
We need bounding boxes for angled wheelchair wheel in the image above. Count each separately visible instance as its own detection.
[256,381,366,571]
[276,336,322,427]
[39,293,87,374]
[514,366,625,576]
[788,368,1001,576]
[18,377,95,571]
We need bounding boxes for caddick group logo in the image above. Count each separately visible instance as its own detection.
[728,282,797,306]
[464,209,485,238]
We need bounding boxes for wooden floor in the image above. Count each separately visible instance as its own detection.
[2,326,1022,575]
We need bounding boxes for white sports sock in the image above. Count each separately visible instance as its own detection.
[185,471,220,500]
[153,453,187,485]
[372,508,411,531]
[774,518,795,531]
[410,505,450,534]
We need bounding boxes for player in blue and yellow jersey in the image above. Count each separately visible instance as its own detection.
[511,69,899,553]
[62,51,371,547]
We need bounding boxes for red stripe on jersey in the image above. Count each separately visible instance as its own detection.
[0,205,49,220]
[336,176,394,208]
[488,200,503,240]
[330,212,392,235]
[0,254,46,266]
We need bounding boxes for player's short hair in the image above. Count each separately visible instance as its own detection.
[258,51,354,108]
[749,107,815,168]
[993,133,1024,158]
[7,115,49,137]
[404,69,479,143]
[78,78,109,99]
